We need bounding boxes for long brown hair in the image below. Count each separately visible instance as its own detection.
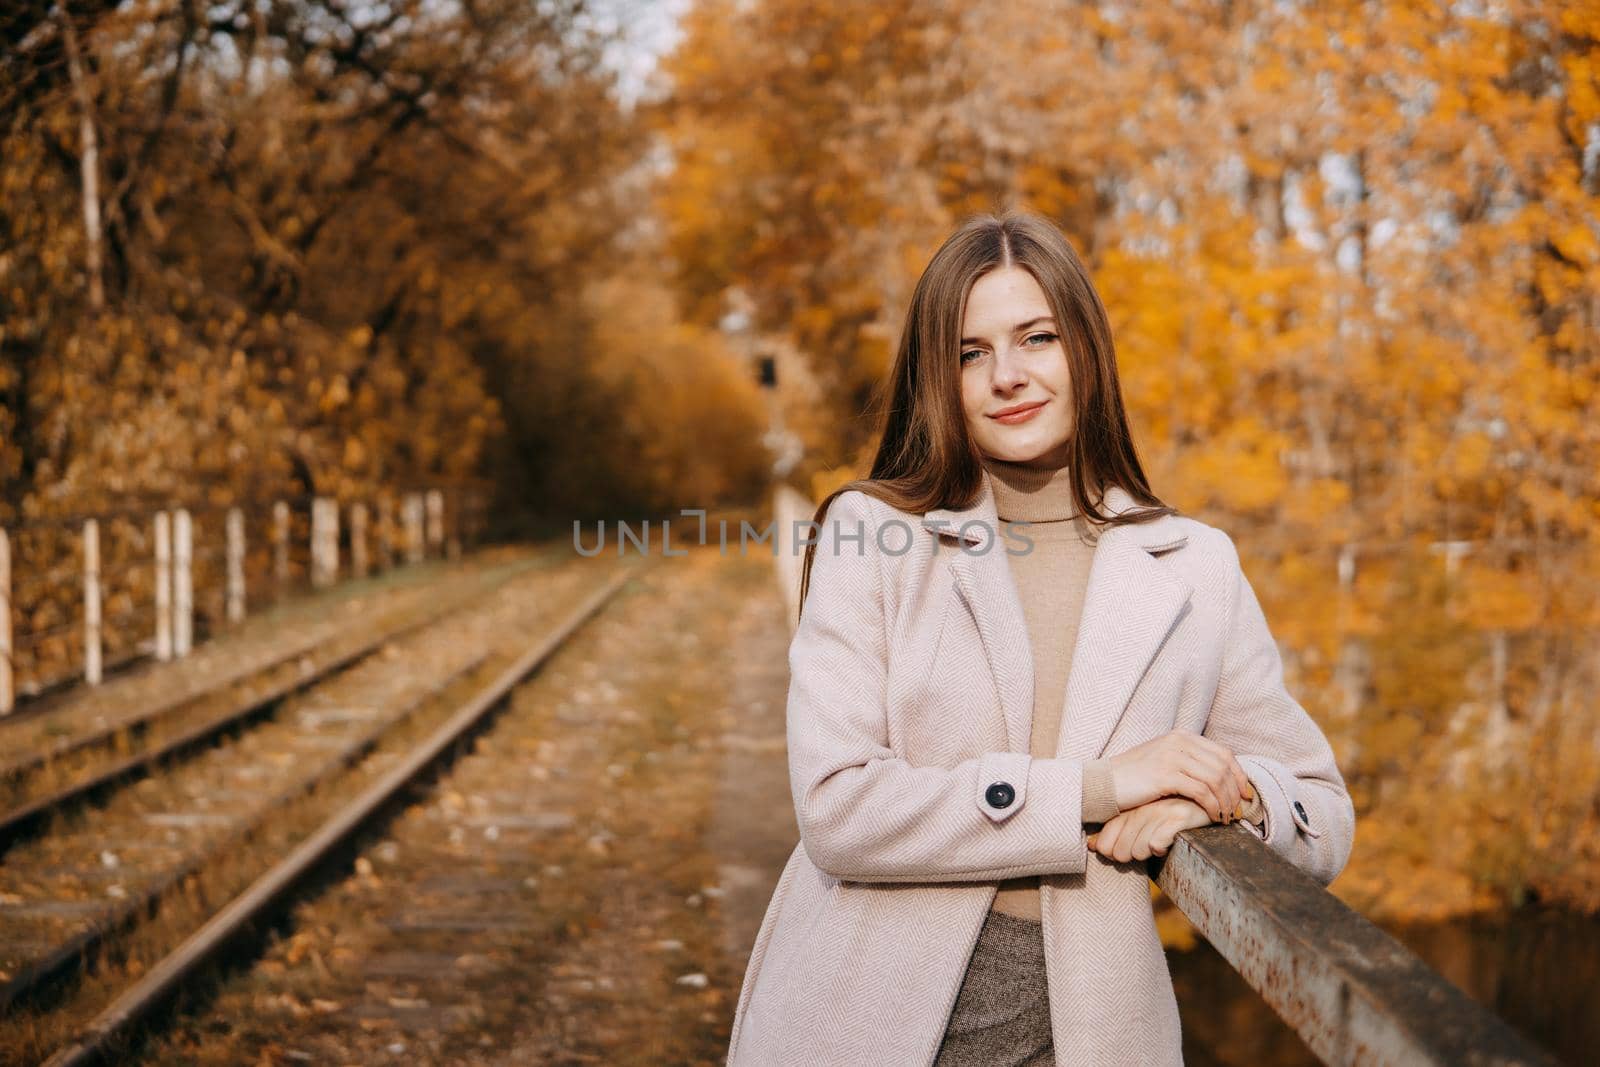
[798,208,1178,617]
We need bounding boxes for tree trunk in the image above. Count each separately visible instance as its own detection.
[59,9,104,312]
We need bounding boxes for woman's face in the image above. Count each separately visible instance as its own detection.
[958,266,1074,469]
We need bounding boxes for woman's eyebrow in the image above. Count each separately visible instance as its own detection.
[960,316,1056,344]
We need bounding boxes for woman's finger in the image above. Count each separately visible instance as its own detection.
[1198,753,1240,818]
[1097,813,1128,862]
[1130,814,1161,861]
[1114,820,1139,863]
[1092,822,1112,859]
[1088,818,1115,856]
[1232,758,1255,800]
[1203,742,1254,799]
[1186,746,1241,818]
[1191,736,1254,804]
[1124,808,1160,863]
[1214,763,1242,821]
[1147,819,1175,857]
[1175,769,1223,822]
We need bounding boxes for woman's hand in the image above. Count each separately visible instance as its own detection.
[1106,728,1253,823]
[1086,797,1212,863]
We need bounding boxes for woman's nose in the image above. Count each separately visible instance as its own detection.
[992,346,1028,388]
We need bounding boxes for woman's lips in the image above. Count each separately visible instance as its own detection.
[991,401,1047,425]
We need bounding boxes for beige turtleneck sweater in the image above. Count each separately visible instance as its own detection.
[984,456,1114,921]
[981,457,1262,922]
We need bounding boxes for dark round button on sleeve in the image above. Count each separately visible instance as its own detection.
[985,782,1015,809]
[1292,800,1310,825]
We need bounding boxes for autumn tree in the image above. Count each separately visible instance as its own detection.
[656,0,1600,916]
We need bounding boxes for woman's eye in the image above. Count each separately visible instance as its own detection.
[962,334,1053,363]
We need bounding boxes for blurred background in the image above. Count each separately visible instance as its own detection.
[2,0,1598,1062]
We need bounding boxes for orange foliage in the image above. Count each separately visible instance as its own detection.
[657,0,1600,916]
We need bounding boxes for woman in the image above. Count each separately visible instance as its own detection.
[727,210,1355,1066]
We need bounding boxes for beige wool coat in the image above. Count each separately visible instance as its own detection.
[727,473,1356,1066]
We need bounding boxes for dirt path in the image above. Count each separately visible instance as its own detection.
[703,555,797,968]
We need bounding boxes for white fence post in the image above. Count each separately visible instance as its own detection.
[351,502,369,579]
[174,508,193,656]
[154,510,173,661]
[330,497,341,583]
[425,488,444,558]
[404,492,424,564]
[1,529,13,714]
[273,500,290,591]
[310,498,324,587]
[378,495,394,570]
[226,506,245,623]
[311,496,340,588]
[84,518,102,684]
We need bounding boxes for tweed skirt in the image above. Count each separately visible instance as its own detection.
[934,908,1053,1066]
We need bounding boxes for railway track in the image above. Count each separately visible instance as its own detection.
[0,549,647,1066]
[0,555,552,853]
[131,546,745,1065]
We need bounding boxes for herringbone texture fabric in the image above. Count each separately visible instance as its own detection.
[726,474,1355,1066]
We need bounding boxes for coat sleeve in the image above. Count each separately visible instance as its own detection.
[787,490,1090,883]
[1201,527,1357,887]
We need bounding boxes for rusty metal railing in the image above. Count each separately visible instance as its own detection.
[1152,826,1559,1066]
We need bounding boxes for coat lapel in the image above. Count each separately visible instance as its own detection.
[949,532,1034,755]
[920,473,1194,760]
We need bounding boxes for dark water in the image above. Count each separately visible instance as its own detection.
[1170,907,1600,1066]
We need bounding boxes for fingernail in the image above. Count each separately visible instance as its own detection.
[1086,834,1099,849]
[1233,803,1244,820]
[1244,786,1255,800]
